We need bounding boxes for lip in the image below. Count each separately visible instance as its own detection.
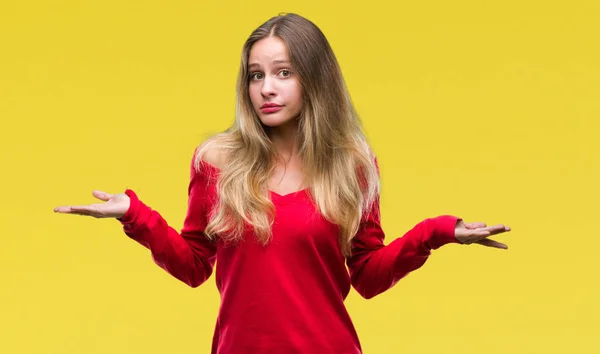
[261,103,283,109]
[261,107,283,114]
[260,103,283,114]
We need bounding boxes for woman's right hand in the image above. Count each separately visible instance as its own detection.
[54,190,130,219]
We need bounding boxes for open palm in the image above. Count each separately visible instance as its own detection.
[54,190,130,219]
[455,220,511,249]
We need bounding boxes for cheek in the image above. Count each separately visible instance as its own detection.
[286,82,303,106]
[248,85,260,106]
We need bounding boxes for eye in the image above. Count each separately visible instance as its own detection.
[250,72,264,81]
[278,69,292,78]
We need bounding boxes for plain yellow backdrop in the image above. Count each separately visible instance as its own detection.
[1,1,598,353]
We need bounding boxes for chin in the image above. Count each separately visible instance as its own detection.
[258,114,296,128]
[260,119,287,128]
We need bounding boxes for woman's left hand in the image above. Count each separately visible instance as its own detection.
[455,220,511,249]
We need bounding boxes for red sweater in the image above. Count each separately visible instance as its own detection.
[119,157,461,354]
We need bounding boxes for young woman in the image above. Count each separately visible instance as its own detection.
[54,13,511,354]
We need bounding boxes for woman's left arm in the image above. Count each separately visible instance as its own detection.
[346,197,510,299]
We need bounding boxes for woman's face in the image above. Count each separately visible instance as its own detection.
[248,36,304,128]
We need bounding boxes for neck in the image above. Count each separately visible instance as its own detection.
[267,120,300,161]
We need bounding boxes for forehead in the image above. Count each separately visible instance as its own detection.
[248,36,290,65]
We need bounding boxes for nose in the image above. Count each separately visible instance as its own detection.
[261,77,276,98]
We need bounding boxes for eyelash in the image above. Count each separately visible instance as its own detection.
[250,69,293,81]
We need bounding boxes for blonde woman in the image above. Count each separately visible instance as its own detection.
[54,13,511,354]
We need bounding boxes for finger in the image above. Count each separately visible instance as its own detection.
[54,206,72,213]
[482,224,511,235]
[53,206,93,216]
[476,238,508,249]
[68,205,101,216]
[71,209,93,216]
[465,229,492,238]
[92,190,113,201]
[54,206,88,213]
[465,222,487,229]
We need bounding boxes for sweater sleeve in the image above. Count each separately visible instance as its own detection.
[346,170,462,299]
[117,153,218,288]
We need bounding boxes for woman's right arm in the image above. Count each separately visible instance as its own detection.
[118,154,218,288]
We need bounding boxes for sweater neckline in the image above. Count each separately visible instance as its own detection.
[200,159,310,203]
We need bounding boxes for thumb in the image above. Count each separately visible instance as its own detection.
[92,190,113,201]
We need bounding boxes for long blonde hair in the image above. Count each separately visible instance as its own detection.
[194,13,380,257]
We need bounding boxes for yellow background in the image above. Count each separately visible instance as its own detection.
[1,0,598,353]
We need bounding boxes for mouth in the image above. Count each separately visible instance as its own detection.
[261,103,283,109]
[260,103,284,114]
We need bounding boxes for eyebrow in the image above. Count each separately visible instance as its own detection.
[248,60,291,69]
